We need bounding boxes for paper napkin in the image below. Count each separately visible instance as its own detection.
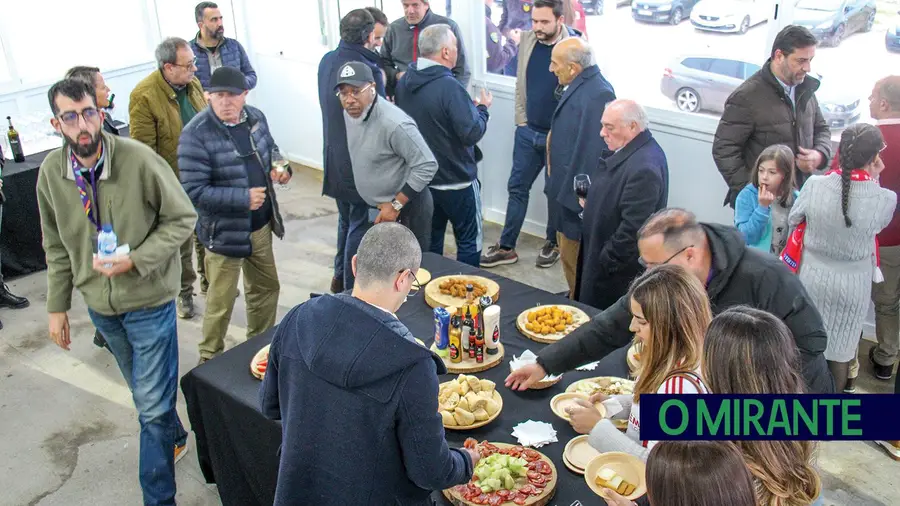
[510,350,562,381]
[575,361,598,371]
[511,420,558,448]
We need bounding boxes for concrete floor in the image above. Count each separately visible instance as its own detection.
[1,166,897,506]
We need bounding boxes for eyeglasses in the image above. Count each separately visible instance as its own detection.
[336,83,373,100]
[172,57,197,70]
[399,268,422,291]
[639,244,693,269]
[58,107,100,126]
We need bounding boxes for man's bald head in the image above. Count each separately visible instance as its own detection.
[637,208,712,284]
[549,38,592,86]
[870,76,900,120]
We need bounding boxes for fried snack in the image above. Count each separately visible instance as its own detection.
[438,278,489,298]
[525,305,578,335]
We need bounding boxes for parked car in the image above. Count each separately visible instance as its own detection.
[660,55,861,129]
[581,0,631,15]
[690,0,771,34]
[632,0,700,25]
[793,0,876,47]
[887,12,900,52]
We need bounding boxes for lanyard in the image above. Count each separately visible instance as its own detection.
[70,146,103,232]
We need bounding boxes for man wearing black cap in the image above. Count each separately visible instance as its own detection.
[178,66,291,364]
[337,61,438,252]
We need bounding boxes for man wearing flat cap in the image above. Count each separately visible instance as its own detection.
[178,66,291,364]
[337,61,438,252]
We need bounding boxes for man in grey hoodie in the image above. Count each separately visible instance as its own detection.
[338,61,437,252]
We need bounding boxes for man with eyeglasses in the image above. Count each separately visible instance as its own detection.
[573,100,666,311]
[37,78,198,505]
[130,37,207,319]
[178,66,290,365]
[507,208,834,395]
[338,61,438,253]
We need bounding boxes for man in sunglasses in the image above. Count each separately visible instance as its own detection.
[130,37,207,319]
[178,66,290,365]
[37,78,198,505]
[507,208,834,395]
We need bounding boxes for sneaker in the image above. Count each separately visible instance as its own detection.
[200,283,209,296]
[177,295,195,319]
[93,330,108,349]
[330,276,344,294]
[843,377,857,393]
[869,347,894,381]
[876,440,900,461]
[536,241,560,268]
[480,244,518,268]
[174,441,189,464]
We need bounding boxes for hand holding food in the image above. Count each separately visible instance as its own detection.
[595,467,638,497]
[567,398,604,435]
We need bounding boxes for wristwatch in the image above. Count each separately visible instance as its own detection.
[391,199,404,211]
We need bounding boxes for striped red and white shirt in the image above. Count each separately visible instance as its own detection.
[627,371,707,450]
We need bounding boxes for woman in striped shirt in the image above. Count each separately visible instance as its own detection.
[567,264,712,461]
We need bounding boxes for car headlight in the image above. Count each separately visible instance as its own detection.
[816,20,834,29]
[824,104,846,113]
[659,3,673,10]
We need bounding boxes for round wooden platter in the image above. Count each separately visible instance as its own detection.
[563,435,601,475]
[409,268,432,293]
[566,376,636,397]
[584,452,647,501]
[442,390,504,431]
[516,305,590,344]
[443,443,558,506]
[431,342,505,374]
[250,344,270,381]
[424,275,500,309]
[550,392,607,422]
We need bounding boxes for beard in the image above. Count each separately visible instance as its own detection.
[65,129,101,158]
[208,27,224,40]
[534,24,559,41]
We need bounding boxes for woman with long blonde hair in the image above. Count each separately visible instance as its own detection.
[567,264,712,461]
[704,306,823,506]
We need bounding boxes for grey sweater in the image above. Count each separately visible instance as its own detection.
[345,96,438,207]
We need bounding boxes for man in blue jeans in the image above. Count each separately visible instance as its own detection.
[482,0,582,268]
[37,78,198,505]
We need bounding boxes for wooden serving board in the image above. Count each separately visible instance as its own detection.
[250,344,270,381]
[443,443,558,506]
[424,275,500,309]
[432,342,505,374]
[443,390,504,431]
[516,305,590,344]
[566,376,635,396]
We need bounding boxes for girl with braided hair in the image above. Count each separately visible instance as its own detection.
[788,123,896,392]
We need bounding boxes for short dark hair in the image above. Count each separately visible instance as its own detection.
[534,0,564,18]
[64,66,101,85]
[771,25,817,59]
[638,208,704,250]
[47,79,97,116]
[340,9,376,45]
[195,1,218,23]
[364,6,388,26]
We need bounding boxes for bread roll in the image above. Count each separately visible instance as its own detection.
[484,398,500,416]
[466,392,487,411]
[479,379,496,394]
[441,410,456,426]
[456,397,470,412]
[454,408,475,426]
[466,376,481,393]
[473,408,489,421]
[459,377,471,395]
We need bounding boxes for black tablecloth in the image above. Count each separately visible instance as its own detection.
[181,253,632,506]
[0,124,128,279]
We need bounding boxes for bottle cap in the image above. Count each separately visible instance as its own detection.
[102,224,113,233]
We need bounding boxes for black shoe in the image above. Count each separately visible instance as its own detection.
[177,294,195,319]
[330,276,344,294]
[93,330,108,349]
[869,346,894,381]
[536,241,560,268]
[0,284,29,309]
[843,377,857,393]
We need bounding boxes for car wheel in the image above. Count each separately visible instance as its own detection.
[831,24,845,47]
[864,12,875,32]
[669,7,683,25]
[676,88,700,113]
[739,16,750,34]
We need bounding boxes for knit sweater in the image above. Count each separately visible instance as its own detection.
[789,173,896,361]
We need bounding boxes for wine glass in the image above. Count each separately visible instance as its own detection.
[271,148,290,191]
[574,174,591,219]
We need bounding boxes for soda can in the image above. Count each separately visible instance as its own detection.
[433,307,450,357]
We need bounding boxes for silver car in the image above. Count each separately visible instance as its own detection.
[660,55,861,128]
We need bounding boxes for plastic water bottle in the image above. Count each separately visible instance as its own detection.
[97,224,118,268]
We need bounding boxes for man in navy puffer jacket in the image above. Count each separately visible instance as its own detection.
[396,24,491,266]
[178,67,291,363]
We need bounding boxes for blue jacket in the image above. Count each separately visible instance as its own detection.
[734,183,798,251]
[547,65,616,241]
[178,106,285,258]
[395,62,489,186]
[575,130,669,309]
[191,35,257,90]
[260,294,473,506]
[317,41,386,203]
[500,0,534,33]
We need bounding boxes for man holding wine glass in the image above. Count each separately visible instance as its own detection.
[545,37,615,297]
[573,99,669,310]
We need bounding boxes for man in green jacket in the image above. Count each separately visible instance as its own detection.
[130,36,208,319]
[38,78,198,506]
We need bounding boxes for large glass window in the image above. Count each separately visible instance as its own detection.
[155,0,237,44]
[246,0,327,60]
[0,38,11,85]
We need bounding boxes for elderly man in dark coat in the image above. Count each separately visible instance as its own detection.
[545,38,615,297]
[574,100,668,310]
